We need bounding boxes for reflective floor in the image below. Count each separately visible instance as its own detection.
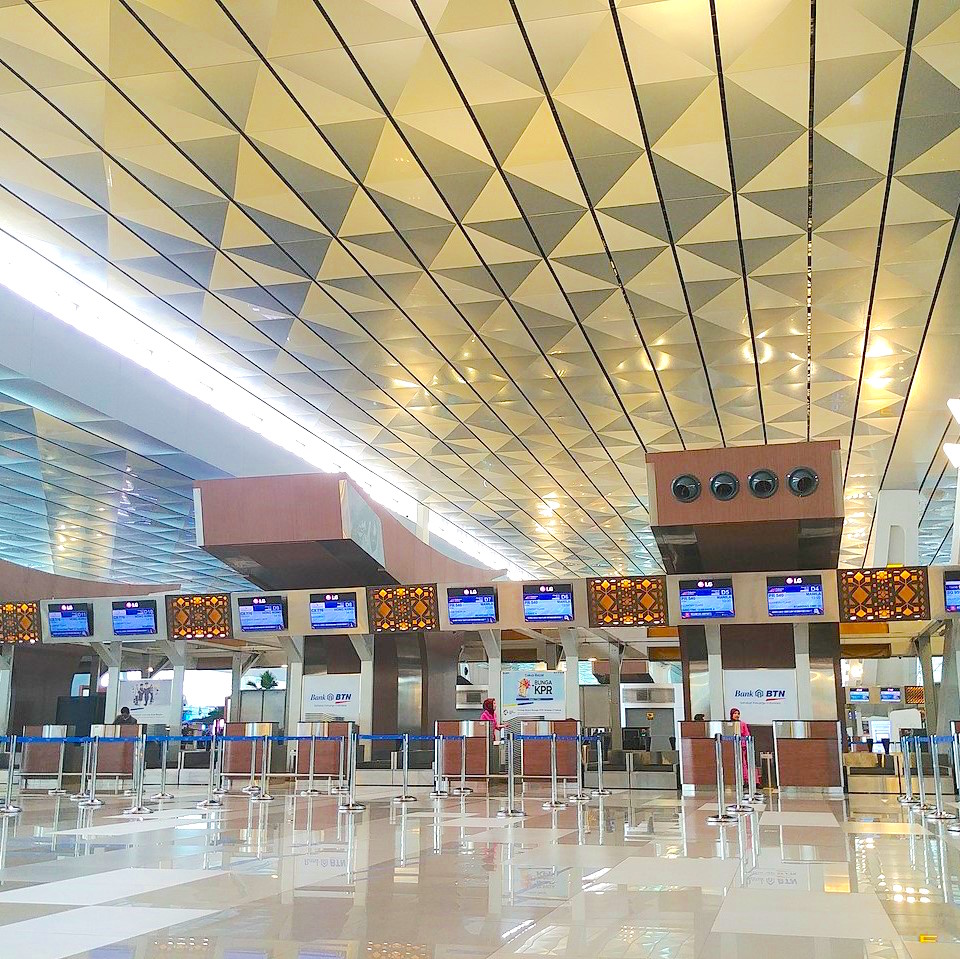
[0,784,958,958]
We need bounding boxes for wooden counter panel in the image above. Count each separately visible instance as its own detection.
[777,739,841,787]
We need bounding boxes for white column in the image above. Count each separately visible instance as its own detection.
[94,642,122,722]
[230,653,243,722]
[162,641,187,733]
[608,643,624,750]
[0,646,14,735]
[794,623,813,718]
[479,629,501,712]
[560,628,580,721]
[918,632,938,732]
[938,620,959,736]
[868,489,920,566]
[282,636,305,765]
[706,624,723,719]
[349,634,375,735]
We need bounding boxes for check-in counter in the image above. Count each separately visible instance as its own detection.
[21,725,79,789]
[437,720,490,793]
[773,720,842,792]
[294,721,349,779]
[518,719,578,780]
[223,722,275,784]
[90,723,139,779]
[680,721,739,789]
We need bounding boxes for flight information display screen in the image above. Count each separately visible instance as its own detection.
[767,575,824,617]
[678,579,735,619]
[848,687,870,703]
[880,687,902,703]
[944,570,960,612]
[47,602,93,638]
[111,600,158,637]
[237,595,287,632]
[309,592,358,630]
[447,586,498,625]
[523,584,574,623]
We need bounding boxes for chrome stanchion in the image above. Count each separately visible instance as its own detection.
[299,733,321,797]
[569,734,590,803]
[70,739,90,801]
[926,736,956,821]
[393,733,416,804]
[0,737,21,815]
[451,734,473,797]
[899,734,919,805]
[727,735,753,814]
[251,735,274,802]
[48,739,67,796]
[122,734,153,816]
[746,736,763,803]
[241,736,261,796]
[79,736,103,809]
[592,733,612,797]
[197,734,223,809]
[542,733,567,810]
[330,734,348,795]
[339,727,366,813]
[151,737,174,801]
[430,732,449,799]
[497,731,525,817]
[707,734,737,825]
[915,735,934,812]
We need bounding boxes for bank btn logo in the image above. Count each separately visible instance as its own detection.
[735,688,786,703]
[311,691,353,704]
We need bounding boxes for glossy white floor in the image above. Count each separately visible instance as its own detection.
[0,784,956,958]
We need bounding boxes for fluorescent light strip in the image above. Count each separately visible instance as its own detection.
[0,231,530,580]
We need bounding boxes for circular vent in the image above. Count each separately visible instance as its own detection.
[787,467,819,497]
[748,468,778,499]
[710,471,739,501]
[671,474,701,503]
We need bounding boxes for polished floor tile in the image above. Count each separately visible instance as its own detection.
[601,855,740,891]
[759,811,841,828]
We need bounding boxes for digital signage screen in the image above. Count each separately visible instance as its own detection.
[309,592,358,630]
[678,578,735,619]
[447,586,498,626]
[880,687,902,703]
[47,602,93,638]
[237,595,287,633]
[111,600,158,637]
[848,687,870,703]
[944,570,960,612]
[523,583,574,623]
[767,574,824,617]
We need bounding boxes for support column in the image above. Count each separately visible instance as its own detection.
[918,631,938,732]
[160,641,187,733]
[93,642,122,723]
[349,634,374,736]
[560,628,580,721]
[794,623,813,718]
[868,489,920,566]
[230,653,243,722]
[479,629,501,714]
[608,643,624,751]
[706,625,723,719]
[282,636,305,764]
[0,646,13,735]
[939,620,959,736]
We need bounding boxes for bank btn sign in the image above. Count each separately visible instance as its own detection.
[722,669,798,720]
[733,687,787,705]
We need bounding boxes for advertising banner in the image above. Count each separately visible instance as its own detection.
[118,678,172,725]
[302,674,361,721]
[500,670,565,722]
[722,669,799,722]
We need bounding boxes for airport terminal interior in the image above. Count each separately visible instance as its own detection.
[1,0,960,955]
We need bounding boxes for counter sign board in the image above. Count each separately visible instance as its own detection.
[501,670,565,721]
[722,669,799,721]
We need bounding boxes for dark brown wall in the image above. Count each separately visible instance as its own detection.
[0,559,177,602]
[720,624,796,669]
[10,643,86,733]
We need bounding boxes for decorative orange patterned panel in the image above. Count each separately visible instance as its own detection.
[0,601,40,644]
[904,685,924,706]
[837,567,929,623]
[587,576,668,627]
[165,593,232,640]
[367,584,439,633]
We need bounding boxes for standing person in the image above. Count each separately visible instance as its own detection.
[480,698,502,732]
[729,707,758,786]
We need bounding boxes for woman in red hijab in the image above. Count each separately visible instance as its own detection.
[730,707,757,785]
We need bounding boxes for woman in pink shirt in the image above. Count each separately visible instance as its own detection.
[480,697,502,731]
[730,707,759,786]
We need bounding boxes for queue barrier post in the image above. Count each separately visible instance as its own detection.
[430,732,449,799]
[330,734,348,796]
[746,736,763,803]
[592,733,612,798]
[251,735,274,802]
[339,725,366,813]
[49,739,67,796]
[241,736,260,797]
[122,733,153,817]
[915,735,934,812]
[299,733,321,797]
[71,739,91,802]
[393,733,416,804]
[926,736,957,822]
[727,734,753,814]
[707,734,737,825]
[0,737,20,816]
[542,733,567,811]
[569,734,591,803]
[79,736,103,809]
[197,734,222,810]
[496,731,525,818]
[451,734,472,797]
[899,734,918,806]
[151,737,174,802]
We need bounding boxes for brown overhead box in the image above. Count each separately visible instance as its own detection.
[649,646,681,662]
[838,642,892,659]
[840,623,890,636]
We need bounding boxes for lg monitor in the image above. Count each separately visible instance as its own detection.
[447,586,498,626]
[944,570,960,612]
[678,578,735,619]
[309,592,358,630]
[848,687,870,703]
[237,595,287,632]
[47,602,93,638]
[523,583,574,623]
[880,687,902,703]
[767,574,824,617]
[111,600,158,637]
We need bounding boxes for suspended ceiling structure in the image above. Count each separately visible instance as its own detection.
[0,0,957,584]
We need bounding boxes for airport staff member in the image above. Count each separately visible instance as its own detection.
[114,706,137,726]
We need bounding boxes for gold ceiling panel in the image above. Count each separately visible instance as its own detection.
[0,0,955,574]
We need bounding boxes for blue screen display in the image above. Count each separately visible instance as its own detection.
[237,596,287,632]
[111,600,158,637]
[309,593,358,630]
[678,579,735,619]
[880,687,902,703]
[447,586,498,625]
[767,575,824,617]
[848,687,870,703]
[523,584,574,623]
[944,571,960,612]
[48,603,93,638]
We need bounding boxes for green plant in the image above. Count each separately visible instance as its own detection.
[246,670,278,690]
